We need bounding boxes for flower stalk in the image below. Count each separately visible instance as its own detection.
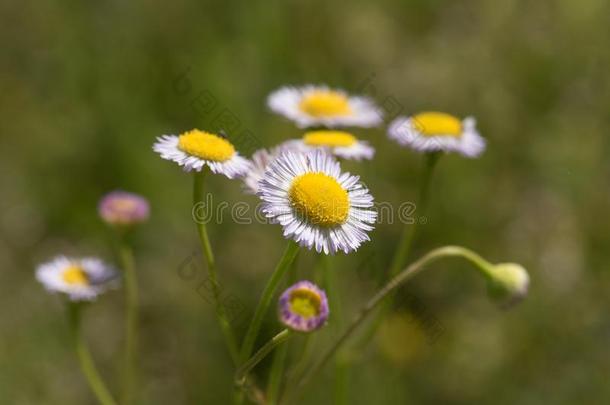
[266,251,300,404]
[355,152,440,347]
[193,169,240,364]
[240,241,300,362]
[67,303,118,405]
[294,245,503,397]
[236,329,292,387]
[118,238,138,405]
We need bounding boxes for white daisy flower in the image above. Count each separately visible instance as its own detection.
[388,112,486,158]
[36,256,118,301]
[284,130,375,161]
[153,129,251,178]
[267,85,383,128]
[243,148,280,195]
[242,141,306,194]
[258,150,377,255]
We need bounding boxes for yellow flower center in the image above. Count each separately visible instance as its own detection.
[177,129,235,162]
[62,265,89,286]
[299,90,352,117]
[289,288,321,318]
[412,112,462,137]
[289,172,349,227]
[303,131,357,147]
[111,198,138,213]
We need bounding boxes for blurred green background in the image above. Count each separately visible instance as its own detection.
[1,0,609,404]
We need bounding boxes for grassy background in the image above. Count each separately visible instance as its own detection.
[1,0,609,403]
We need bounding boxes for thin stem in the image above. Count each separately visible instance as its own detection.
[119,241,138,405]
[355,152,440,347]
[286,333,315,384]
[266,338,289,405]
[266,250,300,404]
[240,241,300,363]
[68,303,118,405]
[236,329,292,386]
[193,169,240,364]
[322,255,348,405]
[389,152,440,277]
[293,246,494,398]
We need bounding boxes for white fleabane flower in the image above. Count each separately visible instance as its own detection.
[242,144,298,194]
[258,150,377,254]
[388,112,486,158]
[243,148,278,194]
[284,130,375,161]
[36,256,118,301]
[267,85,383,128]
[153,129,250,178]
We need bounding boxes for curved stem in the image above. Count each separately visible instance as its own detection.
[236,329,292,386]
[119,241,138,405]
[193,169,240,364]
[293,246,494,398]
[68,303,118,405]
[355,152,440,347]
[240,241,300,363]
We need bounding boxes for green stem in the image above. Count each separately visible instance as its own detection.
[193,169,240,364]
[236,329,292,386]
[68,303,118,405]
[322,255,348,405]
[119,241,138,405]
[266,338,289,405]
[389,152,440,277]
[294,246,495,398]
[286,334,314,384]
[240,241,300,363]
[266,250,300,404]
[355,152,440,347]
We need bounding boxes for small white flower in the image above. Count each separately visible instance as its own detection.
[36,256,118,301]
[243,148,277,194]
[284,130,375,161]
[243,142,306,194]
[268,85,383,128]
[258,150,377,254]
[153,129,251,178]
[388,112,486,158]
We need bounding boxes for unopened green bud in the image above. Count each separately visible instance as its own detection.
[486,263,529,308]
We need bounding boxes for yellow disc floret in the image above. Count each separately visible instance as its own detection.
[289,172,349,227]
[289,288,321,318]
[303,131,357,147]
[178,129,235,162]
[412,112,462,137]
[62,265,89,286]
[299,90,352,117]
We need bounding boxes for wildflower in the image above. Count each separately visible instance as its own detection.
[285,130,375,161]
[258,150,377,254]
[242,146,288,194]
[98,191,149,227]
[268,85,382,128]
[388,112,485,157]
[36,256,118,301]
[279,280,329,332]
[153,129,250,178]
[486,263,530,308]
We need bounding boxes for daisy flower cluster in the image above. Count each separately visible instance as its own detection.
[34,77,530,405]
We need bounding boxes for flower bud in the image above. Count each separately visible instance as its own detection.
[98,191,150,227]
[278,280,329,332]
[486,263,530,308]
